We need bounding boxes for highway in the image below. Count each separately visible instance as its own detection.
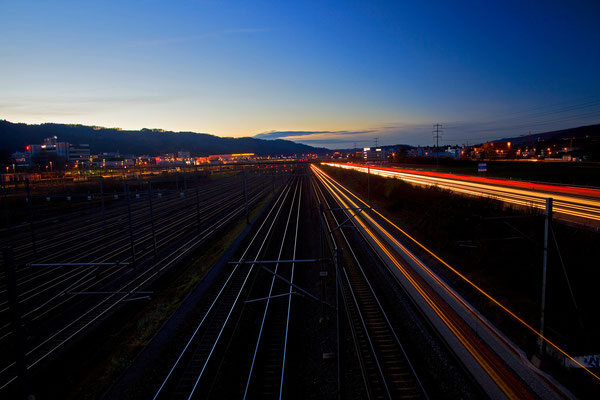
[323,162,600,223]
[312,164,583,399]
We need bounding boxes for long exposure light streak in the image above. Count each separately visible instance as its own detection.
[312,164,600,386]
[323,163,600,222]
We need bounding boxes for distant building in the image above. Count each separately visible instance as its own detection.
[442,146,464,159]
[90,152,135,168]
[363,147,385,162]
[23,136,90,166]
[99,157,135,168]
[69,143,90,163]
[42,136,57,146]
[406,146,425,157]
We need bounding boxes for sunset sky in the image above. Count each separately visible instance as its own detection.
[1,0,599,148]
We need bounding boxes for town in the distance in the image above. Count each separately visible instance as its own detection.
[3,121,599,183]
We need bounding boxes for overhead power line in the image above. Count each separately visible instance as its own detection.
[432,124,443,149]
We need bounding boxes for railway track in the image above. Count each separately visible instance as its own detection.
[1,162,516,398]
[2,173,259,263]
[0,175,266,339]
[150,164,429,400]
[312,165,580,399]
[313,169,428,400]
[241,179,302,399]
[0,171,280,395]
[152,170,306,399]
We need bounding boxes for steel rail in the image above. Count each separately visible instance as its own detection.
[1,176,264,296]
[243,179,300,398]
[0,184,272,392]
[313,165,554,399]
[2,185,247,297]
[21,184,266,321]
[3,175,239,261]
[153,179,294,399]
[0,181,264,325]
[312,174,372,397]
[1,176,251,279]
[0,176,250,299]
[318,164,599,383]
[184,179,295,400]
[279,182,302,399]
[0,182,268,347]
[314,167,429,399]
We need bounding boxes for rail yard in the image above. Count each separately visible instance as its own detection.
[0,163,597,399]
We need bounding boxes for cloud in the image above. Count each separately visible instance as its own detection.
[129,28,270,46]
[253,124,440,149]
[254,129,376,140]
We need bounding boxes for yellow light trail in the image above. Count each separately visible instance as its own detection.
[323,163,600,222]
[314,168,527,398]
[312,164,600,384]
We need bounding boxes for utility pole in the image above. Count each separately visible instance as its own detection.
[100,177,106,235]
[2,183,10,243]
[335,247,343,399]
[244,168,249,224]
[3,247,31,400]
[25,179,37,257]
[319,203,324,260]
[195,175,201,231]
[433,124,442,149]
[433,124,443,170]
[148,181,158,257]
[124,183,137,269]
[367,165,371,207]
[308,169,313,208]
[538,198,552,356]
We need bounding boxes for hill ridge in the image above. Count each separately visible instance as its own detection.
[0,120,328,157]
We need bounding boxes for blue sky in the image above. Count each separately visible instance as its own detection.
[1,0,599,148]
